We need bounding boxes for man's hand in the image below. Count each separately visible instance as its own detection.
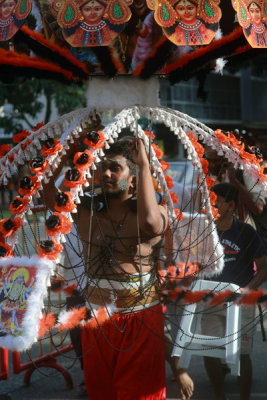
[130,138,149,168]
[227,166,237,184]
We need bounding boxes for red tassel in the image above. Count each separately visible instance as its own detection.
[183,290,209,304]
[63,283,77,296]
[168,288,184,301]
[238,290,264,306]
[38,313,56,338]
[209,290,233,306]
[87,307,112,329]
[97,307,110,325]
[58,307,87,331]
[167,265,177,277]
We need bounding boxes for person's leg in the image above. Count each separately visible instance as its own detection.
[82,323,117,400]
[204,357,227,400]
[69,326,83,368]
[237,306,255,400]
[201,304,228,399]
[174,360,194,400]
[165,333,194,399]
[66,294,84,369]
[238,354,252,400]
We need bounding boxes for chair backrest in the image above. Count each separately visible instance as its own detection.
[190,279,240,294]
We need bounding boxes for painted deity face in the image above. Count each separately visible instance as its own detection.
[98,154,135,196]
[0,0,16,20]
[81,0,106,25]
[15,276,25,288]
[248,2,261,24]
[175,0,197,23]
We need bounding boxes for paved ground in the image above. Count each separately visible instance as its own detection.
[1,315,267,400]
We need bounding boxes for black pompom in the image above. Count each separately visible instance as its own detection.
[255,148,263,159]
[39,240,54,252]
[20,176,32,190]
[76,153,89,165]
[55,192,68,207]
[86,131,99,144]
[31,156,44,168]
[65,168,80,182]
[43,138,55,149]
[3,219,14,231]
[0,246,7,257]
[45,215,60,230]
[12,198,22,208]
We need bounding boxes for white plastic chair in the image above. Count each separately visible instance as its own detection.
[171,279,241,376]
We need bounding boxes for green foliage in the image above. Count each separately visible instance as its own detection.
[52,83,87,116]
[0,79,87,135]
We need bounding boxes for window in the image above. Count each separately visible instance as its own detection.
[160,74,241,123]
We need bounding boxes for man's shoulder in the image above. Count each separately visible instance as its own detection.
[233,217,261,245]
[234,217,256,233]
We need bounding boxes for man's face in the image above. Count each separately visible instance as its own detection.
[215,195,234,223]
[98,154,135,196]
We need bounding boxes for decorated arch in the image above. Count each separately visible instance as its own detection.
[0,105,266,350]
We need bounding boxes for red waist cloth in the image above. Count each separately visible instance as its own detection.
[82,303,166,400]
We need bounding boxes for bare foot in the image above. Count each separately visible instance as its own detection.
[175,368,194,399]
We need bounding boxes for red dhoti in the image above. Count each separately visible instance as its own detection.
[82,303,166,400]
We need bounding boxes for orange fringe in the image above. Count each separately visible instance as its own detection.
[183,290,209,304]
[238,289,264,306]
[64,283,78,296]
[88,307,110,329]
[207,290,233,306]
[58,307,87,331]
[38,313,56,338]
[167,265,177,277]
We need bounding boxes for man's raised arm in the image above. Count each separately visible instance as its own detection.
[130,138,168,236]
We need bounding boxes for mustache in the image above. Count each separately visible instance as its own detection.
[102,178,116,184]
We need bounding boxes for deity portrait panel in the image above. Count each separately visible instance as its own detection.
[50,0,133,47]
[0,256,55,351]
[235,0,267,48]
[0,0,32,41]
[146,0,222,46]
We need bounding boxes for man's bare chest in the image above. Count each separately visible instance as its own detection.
[76,208,158,258]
